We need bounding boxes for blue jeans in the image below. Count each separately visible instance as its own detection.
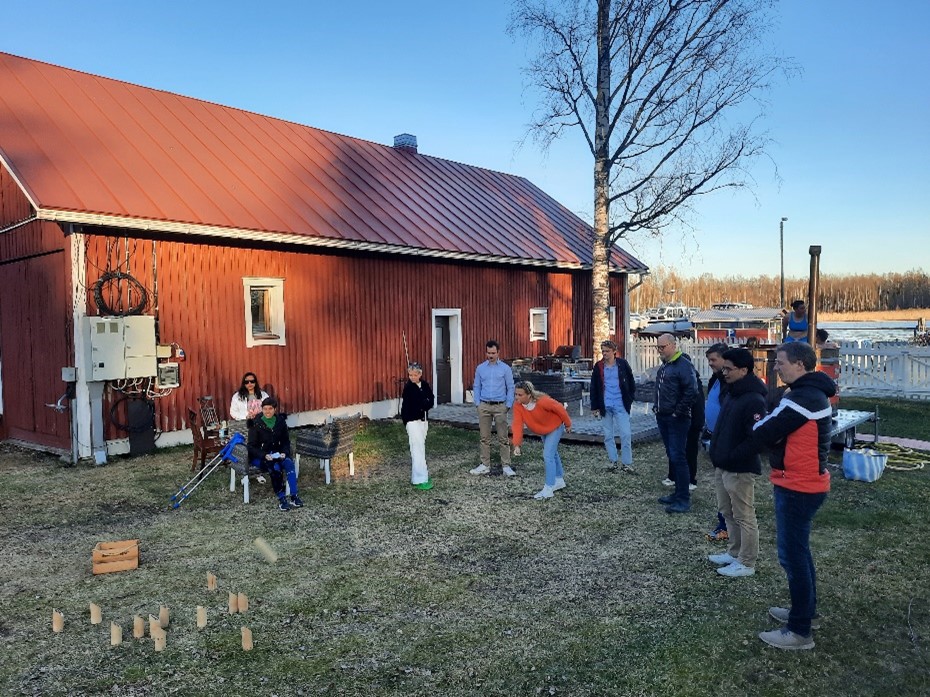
[542,424,565,487]
[774,486,827,636]
[656,414,691,504]
[602,406,632,466]
[252,456,298,498]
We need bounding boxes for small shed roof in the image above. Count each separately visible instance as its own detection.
[0,52,647,273]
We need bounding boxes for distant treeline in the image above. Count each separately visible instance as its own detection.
[633,269,930,312]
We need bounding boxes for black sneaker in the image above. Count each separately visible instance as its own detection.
[290,495,304,508]
[658,494,676,505]
[278,498,291,511]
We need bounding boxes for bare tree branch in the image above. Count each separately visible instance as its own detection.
[511,0,795,355]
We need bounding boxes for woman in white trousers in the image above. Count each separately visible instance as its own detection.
[400,362,435,490]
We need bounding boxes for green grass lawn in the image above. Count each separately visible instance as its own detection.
[1,404,928,696]
[842,395,930,442]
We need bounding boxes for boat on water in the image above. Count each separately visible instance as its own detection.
[637,318,694,337]
[643,302,700,322]
[629,312,650,331]
[690,306,784,343]
[711,301,754,311]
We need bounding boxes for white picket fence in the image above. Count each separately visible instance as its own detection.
[627,338,930,400]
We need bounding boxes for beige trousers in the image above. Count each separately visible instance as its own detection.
[714,468,759,567]
[477,402,511,466]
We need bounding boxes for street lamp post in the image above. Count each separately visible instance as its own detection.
[779,217,788,308]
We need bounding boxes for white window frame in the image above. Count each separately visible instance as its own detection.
[529,307,548,342]
[608,306,617,334]
[243,277,286,348]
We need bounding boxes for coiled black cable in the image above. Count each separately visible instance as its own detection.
[92,271,149,316]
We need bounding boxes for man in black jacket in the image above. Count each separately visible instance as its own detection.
[589,340,636,472]
[247,397,303,511]
[707,348,768,577]
[654,334,698,513]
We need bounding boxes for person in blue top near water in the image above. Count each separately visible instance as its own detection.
[783,300,809,343]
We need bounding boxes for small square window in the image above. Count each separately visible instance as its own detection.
[608,306,617,334]
[243,278,285,347]
[530,307,548,342]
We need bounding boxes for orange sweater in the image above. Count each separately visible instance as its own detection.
[512,396,572,446]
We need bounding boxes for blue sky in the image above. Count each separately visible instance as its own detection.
[3,0,928,280]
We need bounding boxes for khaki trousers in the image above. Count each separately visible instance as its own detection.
[714,468,759,567]
[477,402,511,466]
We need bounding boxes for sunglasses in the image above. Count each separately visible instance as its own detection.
[244,379,257,384]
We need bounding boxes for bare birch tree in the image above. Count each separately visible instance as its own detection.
[510,0,791,354]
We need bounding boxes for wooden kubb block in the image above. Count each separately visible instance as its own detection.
[92,540,140,575]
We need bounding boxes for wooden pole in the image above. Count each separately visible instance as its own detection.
[807,245,821,345]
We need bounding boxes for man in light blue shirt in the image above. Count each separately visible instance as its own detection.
[471,340,515,476]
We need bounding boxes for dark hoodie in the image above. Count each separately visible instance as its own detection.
[749,371,836,494]
[708,371,768,474]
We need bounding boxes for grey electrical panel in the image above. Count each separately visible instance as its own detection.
[85,316,157,381]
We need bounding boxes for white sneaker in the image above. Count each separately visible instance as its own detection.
[661,478,674,487]
[552,477,566,491]
[717,561,755,577]
[708,551,738,566]
[689,483,697,491]
[469,464,490,475]
[533,485,554,499]
[502,466,517,477]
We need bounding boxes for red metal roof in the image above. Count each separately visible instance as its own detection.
[0,52,647,273]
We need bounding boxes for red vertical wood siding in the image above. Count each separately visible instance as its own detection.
[0,251,71,448]
[80,232,626,436]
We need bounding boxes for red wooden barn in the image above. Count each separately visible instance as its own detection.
[0,52,647,459]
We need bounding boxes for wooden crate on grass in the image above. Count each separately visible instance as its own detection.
[92,539,139,575]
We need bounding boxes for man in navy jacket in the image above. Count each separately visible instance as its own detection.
[654,334,698,513]
[707,348,768,578]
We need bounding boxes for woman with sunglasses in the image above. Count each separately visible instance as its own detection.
[229,372,268,423]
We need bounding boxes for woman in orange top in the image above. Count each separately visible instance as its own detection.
[512,381,572,500]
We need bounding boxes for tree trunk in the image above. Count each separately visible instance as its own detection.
[591,0,611,360]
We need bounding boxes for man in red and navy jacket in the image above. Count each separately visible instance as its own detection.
[740,341,834,651]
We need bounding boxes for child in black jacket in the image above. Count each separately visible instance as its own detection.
[247,397,303,511]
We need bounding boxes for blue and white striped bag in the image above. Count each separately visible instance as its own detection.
[842,448,887,482]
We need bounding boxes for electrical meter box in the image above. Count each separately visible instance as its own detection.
[85,316,157,381]
[156,362,180,389]
[123,316,157,378]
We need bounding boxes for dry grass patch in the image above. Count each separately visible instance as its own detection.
[0,422,928,696]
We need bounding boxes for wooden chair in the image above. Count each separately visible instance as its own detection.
[294,414,361,485]
[188,407,222,472]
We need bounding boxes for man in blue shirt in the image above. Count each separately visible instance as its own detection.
[471,340,516,476]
